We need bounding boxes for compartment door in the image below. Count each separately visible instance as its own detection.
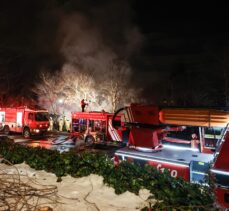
[0,112,5,130]
[16,112,23,132]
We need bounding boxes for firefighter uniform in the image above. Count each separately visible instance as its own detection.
[65,119,71,132]
[81,99,88,112]
[49,117,54,131]
[59,118,64,131]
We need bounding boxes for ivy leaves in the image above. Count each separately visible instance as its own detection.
[0,138,215,210]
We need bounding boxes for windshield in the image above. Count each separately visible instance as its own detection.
[35,112,49,121]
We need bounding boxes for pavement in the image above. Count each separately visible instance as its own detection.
[0,131,122,156]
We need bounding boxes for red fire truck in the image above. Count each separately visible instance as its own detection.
[71,111,126,146]
[0,106,50,138]
[113,104,229,209]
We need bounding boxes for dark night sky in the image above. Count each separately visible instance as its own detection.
[131,4,229,105]
[1,1,229,106]
[133,4,229,70]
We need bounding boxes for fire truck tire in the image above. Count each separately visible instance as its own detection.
[85,135,95,146]
[23,128,31,139]
[3,125,10,135]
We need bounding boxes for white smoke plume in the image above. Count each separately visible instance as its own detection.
[35,0,144,116]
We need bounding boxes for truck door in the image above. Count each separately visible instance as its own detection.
[28,112,35,126]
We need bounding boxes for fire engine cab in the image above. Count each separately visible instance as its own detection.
[0,106,50,138]
[71,111,126,146]
[113,104,229,209]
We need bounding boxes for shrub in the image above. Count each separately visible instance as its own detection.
[0,138,215,210]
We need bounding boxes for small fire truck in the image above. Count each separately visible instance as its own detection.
[0,106,50,138]
[71,111,126,146]
[113,104,229,209]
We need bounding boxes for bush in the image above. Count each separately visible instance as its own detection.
[0,138,215,210]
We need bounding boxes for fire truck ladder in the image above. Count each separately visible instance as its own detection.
[214,122,229,160]
[210,122,229,198]
[108,119,122,142]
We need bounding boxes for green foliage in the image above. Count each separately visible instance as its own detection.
[0,139,29,164]
[0,139,215,210]
[103,161,144,194]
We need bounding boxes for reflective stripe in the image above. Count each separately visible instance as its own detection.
[115,152,189,167]
[211,169,229,176]
[191,171,208,176]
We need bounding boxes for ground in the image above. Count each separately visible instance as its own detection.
[0,162,152,211]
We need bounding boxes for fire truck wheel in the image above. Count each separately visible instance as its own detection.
[85,135,95,146]
[3,125,10,135]
[23,128,31,139]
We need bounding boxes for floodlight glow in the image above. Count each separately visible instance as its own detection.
[58,99,64,104]
[163,145,199,152]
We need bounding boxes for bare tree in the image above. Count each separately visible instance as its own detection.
[33,71,62,114]
[34,60,140,115]
[101,59,136,112]
[59,64,98,111]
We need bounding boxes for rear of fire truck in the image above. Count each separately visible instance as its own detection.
[113,103,229,208]
[71,111,125,146]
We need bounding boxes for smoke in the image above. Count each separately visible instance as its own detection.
[58,0,143,78]
[0,0,144,107]
[59,13,114,74]
[54,0,144,113]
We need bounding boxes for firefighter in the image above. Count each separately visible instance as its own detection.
[49,117,54,131]
[81,99,88,112]
[65,117,71,132]
[59,117,64,131]
[191,133,200,149]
